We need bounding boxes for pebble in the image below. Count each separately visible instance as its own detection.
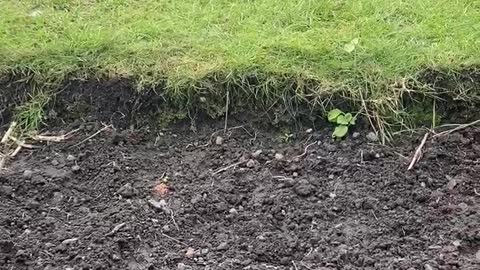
[23,170,33,179]
[117,183,136,198]
[216,242,229,251]
[148,199,167,210]
[229,208,238,215]
[66,155,76,161]
[292,172,298,177]
[306,128,313,134]
[162,225,171,233]
[177,263,188,270]
[274,153,284,160]
[366,132,378,142]
[252,150,262,158]
[71,165,81,172]
[215,136,223,145]
[0,185,13,196]
[246,159,256,168]
[352,132,360,139]
[51,159,59,166]
[51,192,64,204]
[424,264,434,270]
[294,179,314,196]
[328,174,334,180]
[62,238,79,245]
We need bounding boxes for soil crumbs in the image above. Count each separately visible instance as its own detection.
[1,122,479,270]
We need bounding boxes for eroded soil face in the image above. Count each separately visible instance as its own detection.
[1,120,479,270]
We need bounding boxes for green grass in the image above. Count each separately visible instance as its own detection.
[1,0,479,134]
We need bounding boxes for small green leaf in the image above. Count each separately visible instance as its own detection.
[350,115,357,125]
[336,114,349,125]
[344,113,353,123]
[344,43,355,53]
[332,125,348,138]
[327,109,343,122]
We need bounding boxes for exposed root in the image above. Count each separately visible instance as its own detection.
[33,128,80,142]
[291,141,318,161]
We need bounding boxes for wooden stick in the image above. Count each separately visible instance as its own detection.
[10,145,22,157]
[407,133,429,171]
[1,121,17,144]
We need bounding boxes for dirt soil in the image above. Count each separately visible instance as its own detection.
[1,77,480,270]
[0,114,479,270]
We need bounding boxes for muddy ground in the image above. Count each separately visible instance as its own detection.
[1,112,479,270]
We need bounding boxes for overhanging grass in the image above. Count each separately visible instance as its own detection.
[1,0,479,134]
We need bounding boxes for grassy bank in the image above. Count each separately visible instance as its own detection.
[1,0,479,134]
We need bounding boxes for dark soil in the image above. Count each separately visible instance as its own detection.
[1,77,480,270]
[1,116,480,270]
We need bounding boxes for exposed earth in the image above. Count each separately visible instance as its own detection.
[0,83,479,270]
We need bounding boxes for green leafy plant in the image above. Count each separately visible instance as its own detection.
[327,109,357,139]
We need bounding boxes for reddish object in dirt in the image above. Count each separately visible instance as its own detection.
[153,183,170,197]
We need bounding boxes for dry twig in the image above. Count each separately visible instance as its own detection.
[212,160,246,175]
[432,119,480,138]
[1,121,17,144]
[33,128,80,142]
[407,133,429,171]
[73,125,112,147]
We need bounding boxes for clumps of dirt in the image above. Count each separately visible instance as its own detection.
[0,118,479,269]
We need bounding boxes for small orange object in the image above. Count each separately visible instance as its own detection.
[153,183,169,197]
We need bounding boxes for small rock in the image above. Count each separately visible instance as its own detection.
[216,242,229,251]
[229,208,238,215]
[424,263,434,270]
[375,153,380,158]
[51,159,59,166]
[306,128,313,134]
[294,179,314,196]
[185,247,196,258]
[162,225,171,233]
[252,150,262,158]
[274,153,284,160]
[117,183,136,198]
[352,132,360,139]
[177,263,188,270]
[458,202,469,211]
[62,238,79,245]
[246,159,256,168]
[26,199,40,209]
[200,248,209,255]
[215,136,223,145]
[292,172,298,177]
[366,132,378,142]
[71,165,81,172]
[328,174,334,180]
[66,155,76,161]
[446,175,458,191]
[23,170,33,179]
[148,199,167,210]
[0,185,13,196]
[51,192,64,204]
